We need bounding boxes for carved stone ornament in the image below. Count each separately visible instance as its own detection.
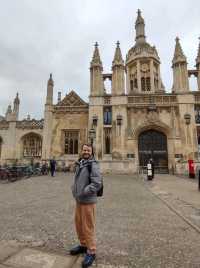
[146,110,159,122]
[141,63,148,72]
[57,90,88,107]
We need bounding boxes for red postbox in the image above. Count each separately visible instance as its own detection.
[188,159,195,178]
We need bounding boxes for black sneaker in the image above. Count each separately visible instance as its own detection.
[70,245,87,255]
[82,253,96,268]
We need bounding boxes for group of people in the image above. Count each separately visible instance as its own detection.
[40,158,57,177]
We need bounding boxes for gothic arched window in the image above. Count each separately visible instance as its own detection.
[22,133,42,157]
[104,107,112,125]
[64,130,79,154]
[130,80,134,91]
[141,63,151,91]
[104,128,112,154]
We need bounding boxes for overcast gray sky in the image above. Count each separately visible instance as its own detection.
[0,0,199,119]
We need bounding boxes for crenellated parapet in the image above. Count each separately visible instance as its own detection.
[0,120,9,130]
[16,119,44,129]
[126,43,160,63]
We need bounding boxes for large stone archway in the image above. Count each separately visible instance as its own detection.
[138,129,168,173]
[132,120,173,173]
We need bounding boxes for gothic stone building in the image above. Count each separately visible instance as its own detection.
[0,10,200,174]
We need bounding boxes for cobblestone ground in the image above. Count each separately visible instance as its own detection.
[142,174,200,231]
[0,173,200,267]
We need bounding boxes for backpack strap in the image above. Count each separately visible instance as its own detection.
[87,163,92,183]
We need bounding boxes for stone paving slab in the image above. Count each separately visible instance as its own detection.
[3,248,77,268]
[71,256,83,268]
[1,174,200,267]
[149,174,200,207]
[0,242,22,263]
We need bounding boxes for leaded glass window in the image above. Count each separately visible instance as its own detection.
[64,130,79,154]
[141,77,151,91]
[104,128,112,154]
[23,133,42,157]
[195,105,200,124]
[104,107,112,125]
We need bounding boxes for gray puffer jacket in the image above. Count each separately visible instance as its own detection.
[71,157,102,204]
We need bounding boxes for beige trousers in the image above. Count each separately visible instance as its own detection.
[75,202,96,254]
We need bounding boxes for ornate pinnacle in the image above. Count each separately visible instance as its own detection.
[95,42,98,48]
[135,9,146,44]
[136,9,144,24]
[14,92,20,104]
[6,104,12,114]
[90,42,102,67]
[48,73,54,86]
[172,36,187,64]
[196,37,200,67]
[112,41,124,67]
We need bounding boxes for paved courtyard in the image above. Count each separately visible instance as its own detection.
[0,173,200,267]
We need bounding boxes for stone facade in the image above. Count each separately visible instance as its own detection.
[0,10,200,174]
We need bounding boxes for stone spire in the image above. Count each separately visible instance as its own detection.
[172,37,187,65]
[90,43,104,96]
[13,92,20,120]
[112,41,125,95]
[6,104,12,114]
[135,9,146,44]
[172,37,189,92]
[90,42,102,68]
[46,73,54,105]
[112,41,124,66]
[5,104,12,121]
[196,38,200,90]
[48,73,54,87]
[13,92,20,109]
[196,37,200,68]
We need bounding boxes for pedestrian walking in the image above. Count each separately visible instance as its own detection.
[49,157,56,177]
[70,143,103,268]
[41,161,49,175]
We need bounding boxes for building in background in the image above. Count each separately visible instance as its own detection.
[0,10,200,174]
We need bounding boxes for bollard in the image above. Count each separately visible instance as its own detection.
[147,163,152,180]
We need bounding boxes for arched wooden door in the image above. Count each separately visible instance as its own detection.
[138,129,168,173]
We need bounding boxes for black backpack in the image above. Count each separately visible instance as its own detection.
[87,164,103,197]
